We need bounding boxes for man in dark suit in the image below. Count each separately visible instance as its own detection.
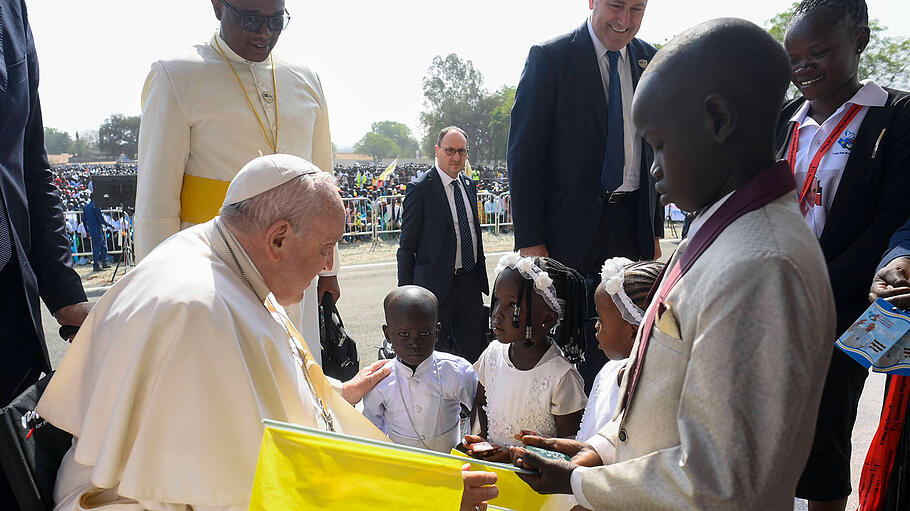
[507,0,662,388]
[398,126,489,362]
[1,0,92,506]
[0,1,91,404]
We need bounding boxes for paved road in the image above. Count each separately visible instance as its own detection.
[40,239,881,509]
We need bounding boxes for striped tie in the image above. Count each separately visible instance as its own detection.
[453,179,475,272]
[0,193,12,271]
[601,49,625,193]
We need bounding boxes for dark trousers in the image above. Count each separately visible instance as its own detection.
[796,347,869,500]
[437,267,487,363]
[89,232,107,269]
[0,258,43,408]
[577,191,641,392]
[0,257,43,511]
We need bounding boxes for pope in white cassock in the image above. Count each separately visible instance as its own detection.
[134,0,334,360]
[38,155,498,511]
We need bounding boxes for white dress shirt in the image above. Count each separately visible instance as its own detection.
[362,352,477,452]
[587,17,641,192]
[435,167,479,270]
[788,79,887,237]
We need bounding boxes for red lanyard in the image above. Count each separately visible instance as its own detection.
[786,103,863,204]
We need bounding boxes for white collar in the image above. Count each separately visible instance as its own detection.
[789,79,888,125]
[686,190,735,240]
[211,31,271,66]
[435,166,462,187]
[395,352,436,378]
[586,16,628,62]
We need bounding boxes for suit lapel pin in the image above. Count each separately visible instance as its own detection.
[638,59,649,69]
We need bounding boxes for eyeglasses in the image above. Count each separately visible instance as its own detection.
[221,0,291,32]
[441,147,469,157]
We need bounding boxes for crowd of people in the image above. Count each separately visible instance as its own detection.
[50,162,509,215]
[51,164,136,211]
[50,161,513,245]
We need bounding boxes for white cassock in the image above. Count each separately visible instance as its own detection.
[37,218,385,511]
[134,32,335,360]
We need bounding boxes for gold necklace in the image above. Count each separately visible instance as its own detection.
[213,36,279,154]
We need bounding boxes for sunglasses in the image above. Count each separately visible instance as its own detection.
[221,0,291,32]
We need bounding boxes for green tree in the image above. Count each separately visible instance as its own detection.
[354,132,400,161]
[371,121,418,157]
[72,130,98,156]
[44,128,74,155]
[98,114,141,159]
[488,86,516,162]
[420,53,494,161]
[766,3,910,95]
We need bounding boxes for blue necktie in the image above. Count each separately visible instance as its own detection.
[452,179,475,272]
[0,193,12,271]
[601,50,624,193]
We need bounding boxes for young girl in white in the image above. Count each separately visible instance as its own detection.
[576,258,665,442]
[466,253,587,460]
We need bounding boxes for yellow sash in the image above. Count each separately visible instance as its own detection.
[180,174,230,224]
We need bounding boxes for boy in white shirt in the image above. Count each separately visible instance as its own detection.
[363,286,478,452]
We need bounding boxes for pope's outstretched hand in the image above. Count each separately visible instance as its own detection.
[340,359,391,404]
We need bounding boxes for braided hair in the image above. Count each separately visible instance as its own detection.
[790,0,868,30]
[620,261,666,315]
[501,257,587,364]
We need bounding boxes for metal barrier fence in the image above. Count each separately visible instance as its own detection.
[62,194,514,263]
[64,209,135,264]
[342,192,513,241]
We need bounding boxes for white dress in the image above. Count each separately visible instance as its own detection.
[474,341,587,447]
[576,358,627,443]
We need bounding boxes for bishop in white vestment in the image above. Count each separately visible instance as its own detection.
[135,2,335,356]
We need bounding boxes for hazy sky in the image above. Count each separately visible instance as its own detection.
[29,0,910,149]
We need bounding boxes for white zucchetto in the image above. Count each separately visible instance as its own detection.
[223,154,321,206]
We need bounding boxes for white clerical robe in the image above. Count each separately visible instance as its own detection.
[135,32,335,357]
[37,218,386,511]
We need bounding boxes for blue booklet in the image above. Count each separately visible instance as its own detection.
[836,298,910,375]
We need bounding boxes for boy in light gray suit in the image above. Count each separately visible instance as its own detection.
[508,19,837,510]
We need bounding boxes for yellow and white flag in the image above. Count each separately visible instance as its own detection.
[377,158,398,182]
[251,421,463,510]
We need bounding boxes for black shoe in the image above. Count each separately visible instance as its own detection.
[93,266,102,272]
[102,263,110,269]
